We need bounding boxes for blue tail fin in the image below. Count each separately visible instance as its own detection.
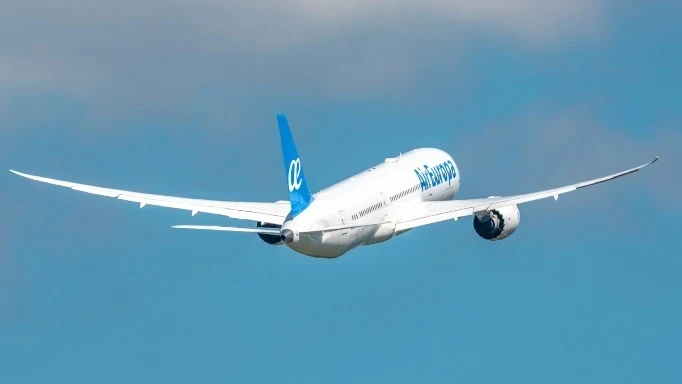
[277,114,313,217]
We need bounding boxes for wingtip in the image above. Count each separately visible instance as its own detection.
[9,169,31,178]
[651,156,659,165]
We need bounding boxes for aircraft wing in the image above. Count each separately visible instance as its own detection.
[395,157,658,232]
[10,170,291,225]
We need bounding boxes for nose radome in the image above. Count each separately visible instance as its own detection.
[281,229,294,244]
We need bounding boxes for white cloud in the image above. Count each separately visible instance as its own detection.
[0,0,609,106]
[290,0,605,42]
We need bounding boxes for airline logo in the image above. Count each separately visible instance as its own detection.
[414,160,457,191]
[288,158,303,192]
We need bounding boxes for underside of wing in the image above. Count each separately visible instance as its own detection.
[10,170,291,225]
[395,157,658,231]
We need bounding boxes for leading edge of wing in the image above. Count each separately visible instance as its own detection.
[395,156,659,231]
[9,169,290,224]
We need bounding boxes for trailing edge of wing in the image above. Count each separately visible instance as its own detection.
[172,225,281,235]
[9,169,291,224]
[395,156,659,231]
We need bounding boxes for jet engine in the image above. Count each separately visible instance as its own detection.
[472,205,520,241]
[256,221,283,245]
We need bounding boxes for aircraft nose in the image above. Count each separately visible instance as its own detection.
[281,229,295,244]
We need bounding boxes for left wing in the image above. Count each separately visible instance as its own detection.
[10,170,291,225]
[395,157,658,231]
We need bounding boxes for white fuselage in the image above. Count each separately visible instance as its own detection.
[281,148,460,257]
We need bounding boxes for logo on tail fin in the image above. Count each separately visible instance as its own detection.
[288,158,302,192]
[277,114,313,218]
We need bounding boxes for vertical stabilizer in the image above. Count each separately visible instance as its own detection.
[277,114,313,217]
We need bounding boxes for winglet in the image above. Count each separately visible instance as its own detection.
[277,114,313,218]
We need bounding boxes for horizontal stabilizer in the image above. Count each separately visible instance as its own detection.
[172,225,281,235]
[172,221,388,235]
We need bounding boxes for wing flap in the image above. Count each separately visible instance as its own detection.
[396,157,658,231]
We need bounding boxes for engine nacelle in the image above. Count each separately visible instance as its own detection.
[256,221,283,245]
[473,205,520,241]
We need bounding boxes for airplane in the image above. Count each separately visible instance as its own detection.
[10,115,658,258]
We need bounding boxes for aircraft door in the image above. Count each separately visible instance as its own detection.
[380,192,389,209]
[339,210,347,224]
[338,210,349,236]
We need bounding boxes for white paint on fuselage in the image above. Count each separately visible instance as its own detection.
[281,148,460,258]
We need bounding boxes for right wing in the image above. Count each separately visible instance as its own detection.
[10,170,291,225]
[396,157,658,231]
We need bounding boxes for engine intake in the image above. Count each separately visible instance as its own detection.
[256,221,283,245]
[473,205,520,241]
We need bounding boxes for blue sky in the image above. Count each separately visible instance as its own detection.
[1,1,681,383]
